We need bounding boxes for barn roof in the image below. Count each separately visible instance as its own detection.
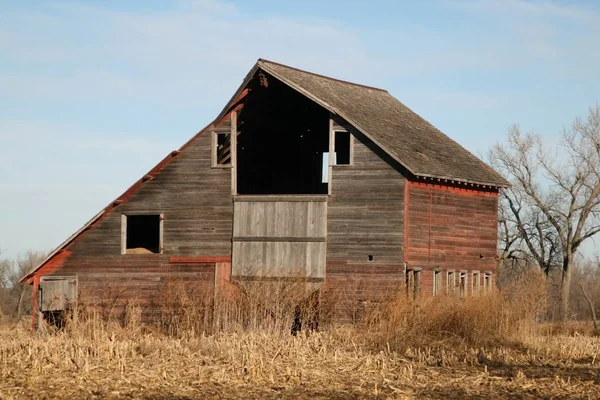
[220,59,509,187]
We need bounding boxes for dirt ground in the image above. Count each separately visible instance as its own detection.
[1,322,600,399]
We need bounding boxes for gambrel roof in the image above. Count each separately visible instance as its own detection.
[220,59,510,187]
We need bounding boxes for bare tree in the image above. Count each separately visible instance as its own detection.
[489,105,600,321]
[570,258,600,331]
[0,250,46,319]
[580,283,599,333]
[496,195,549,277]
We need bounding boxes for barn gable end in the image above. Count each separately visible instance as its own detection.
[21,59,508,328]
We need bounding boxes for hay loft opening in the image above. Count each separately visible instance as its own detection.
[122,214,162,254]
[236,71,330,194]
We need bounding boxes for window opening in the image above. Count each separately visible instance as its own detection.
[484,272,493,294]
[472,271,480,295]
[447,270,456,296]
[433,270,442,296]
[334,131,351,165]
[215,132,232,166]
[459,271,467,298]
[123,214,162,254]
[406,269,421,299]
[236,73,329,194]
[414,270,421,299]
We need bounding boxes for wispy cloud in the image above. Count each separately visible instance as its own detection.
[0,2,373,107]
[446,0,598,21]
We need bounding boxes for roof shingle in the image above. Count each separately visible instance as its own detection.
[257,59,509,187]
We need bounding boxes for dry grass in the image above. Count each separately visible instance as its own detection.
[1,281,600,399]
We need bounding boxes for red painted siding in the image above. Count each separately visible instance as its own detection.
[406,180,499,296]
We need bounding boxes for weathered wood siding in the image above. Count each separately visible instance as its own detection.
[406,181,498,295]
[326,130,405,304]
[232,197,327,281]
[48,257,215,316]
[39,277,77,311]
[41,120,234,313]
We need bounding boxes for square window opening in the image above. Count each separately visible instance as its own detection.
[334,131,351,165]
[124,214,162,254]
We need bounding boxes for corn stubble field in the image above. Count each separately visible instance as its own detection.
[1,279,600,400]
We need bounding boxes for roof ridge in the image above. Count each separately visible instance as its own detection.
[258,58,388,93]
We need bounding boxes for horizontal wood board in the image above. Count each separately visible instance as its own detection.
[232,200,327,280]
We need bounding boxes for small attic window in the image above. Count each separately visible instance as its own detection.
[213,131,232,166]
[122,214,163,254]
[334,131,351,165]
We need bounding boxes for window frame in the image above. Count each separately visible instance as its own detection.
[406,268,414,299]
[405,268,421,299]
[413,268,421,299]
[459,271,468,298]
[483,272,493,294]
[472,271,481,295]
[433,269,442,296]
[121,213,164,255]
[447,270,456,296]
[332,130,353,166]
[211,130,233,168]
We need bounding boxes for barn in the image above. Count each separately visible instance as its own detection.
[20,59,510,329]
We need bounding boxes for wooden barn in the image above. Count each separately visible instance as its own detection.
[20,59,509,328]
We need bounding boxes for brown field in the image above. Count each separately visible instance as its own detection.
[1,283,600,399]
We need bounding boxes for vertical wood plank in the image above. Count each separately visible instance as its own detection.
[210,130,217,167]
[231,111,238,195]
[231,199,326,280]
[328,116,334,195]
[159,213,164,254]
[120,214,127,255]
[349,130,355,165]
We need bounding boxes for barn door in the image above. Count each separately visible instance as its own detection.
[232,196,327,289]
[39,276,77,311]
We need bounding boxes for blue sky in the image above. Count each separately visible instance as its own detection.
[1,0,599,258]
